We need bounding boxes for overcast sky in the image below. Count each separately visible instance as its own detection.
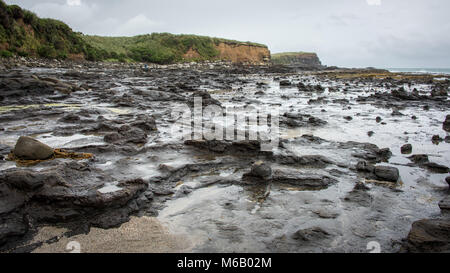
[5,0,450,68]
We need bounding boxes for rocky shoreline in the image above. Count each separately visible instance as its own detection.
[0,57,449,253]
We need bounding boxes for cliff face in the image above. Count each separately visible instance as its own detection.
[183,42,270,64]
[271,52,323,68]
[215,42,270,64]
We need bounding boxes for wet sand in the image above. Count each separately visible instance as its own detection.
[33,217,192,253]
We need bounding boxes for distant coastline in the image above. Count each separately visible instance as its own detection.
[385,68,450,75]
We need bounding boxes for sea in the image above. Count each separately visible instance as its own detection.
[385,68,450,75]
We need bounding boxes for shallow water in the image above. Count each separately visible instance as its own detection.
[1,66,449,253]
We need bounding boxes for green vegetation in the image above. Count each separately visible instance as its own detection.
[0,0,97,60]
[82,33,267,64]
[0,0,268,63]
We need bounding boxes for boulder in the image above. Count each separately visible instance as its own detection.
[245,161,272,179]
[279,80,292,87]
[443,115,450,132]
[401,219,450,253]
[13,136,54,160]
[401,144,413,154]
[374,166,400,182]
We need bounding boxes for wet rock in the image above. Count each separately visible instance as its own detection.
[189,91,222,108]
[443,115,450,132]
[13,136,54,160]
[279,80,292,87]
[423,162,449,174]
[408,154,429,164]
[173,185,193,198]
[344,182,372,207]
[281,113,327,128]
[346,143,392,163]
[401,144,413,154]
[391,109,404,116]
[271,169,337,190]
[185,140,267,155]
[58,113,80,123]
[0,161,148,248]
[373,166,400,182]
[244,161,272,179]
[356,161,375,173]
[313,209,339,219]
[401,219,450,253]
[432,135,443,143]
[131,114,157,133]
[292,227,331,241]
[104,126,148,145]
[431,85,448,98]
[439,196,450,212]
[273,154,333,168]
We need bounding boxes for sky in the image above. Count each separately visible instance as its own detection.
[5,0,450,68]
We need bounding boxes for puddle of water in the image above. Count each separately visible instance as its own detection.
[98,182,122,194]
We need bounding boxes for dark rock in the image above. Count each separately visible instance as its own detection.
[401,144,413,154]
[344,116,353,121]
[423,162,449,174]
[439,196,450,212]
[376,116,382,123]
[292,227,331,241]
[279,80,292,87]
[244,161,272,179]
[392,109,404,116]
[185,140,266,154]
[408,154,429,164]
[58,113,80,123]
[344,183,372,207]
[432,135,443,143]
[273,154,333,168]
[13,136,54,160]
[367,131,374,137]
[446,176,450,187]
[271,169,337,190]
[0,161,148,248]
[401,219,450,253]
[444,115,450,132]
[356,161,375,173]
[354,182,370,191]
[374,166,400,182]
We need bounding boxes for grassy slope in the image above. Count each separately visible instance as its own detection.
[0,0,268,64]
[0,0,95,59]
[82,34,268,64]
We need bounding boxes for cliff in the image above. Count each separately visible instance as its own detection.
[83,34,270,64]
[0,0,269,64]
[271,52,323,68]
[214,42,270,64]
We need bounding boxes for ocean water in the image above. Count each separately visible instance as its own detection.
[386,68,450,75]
